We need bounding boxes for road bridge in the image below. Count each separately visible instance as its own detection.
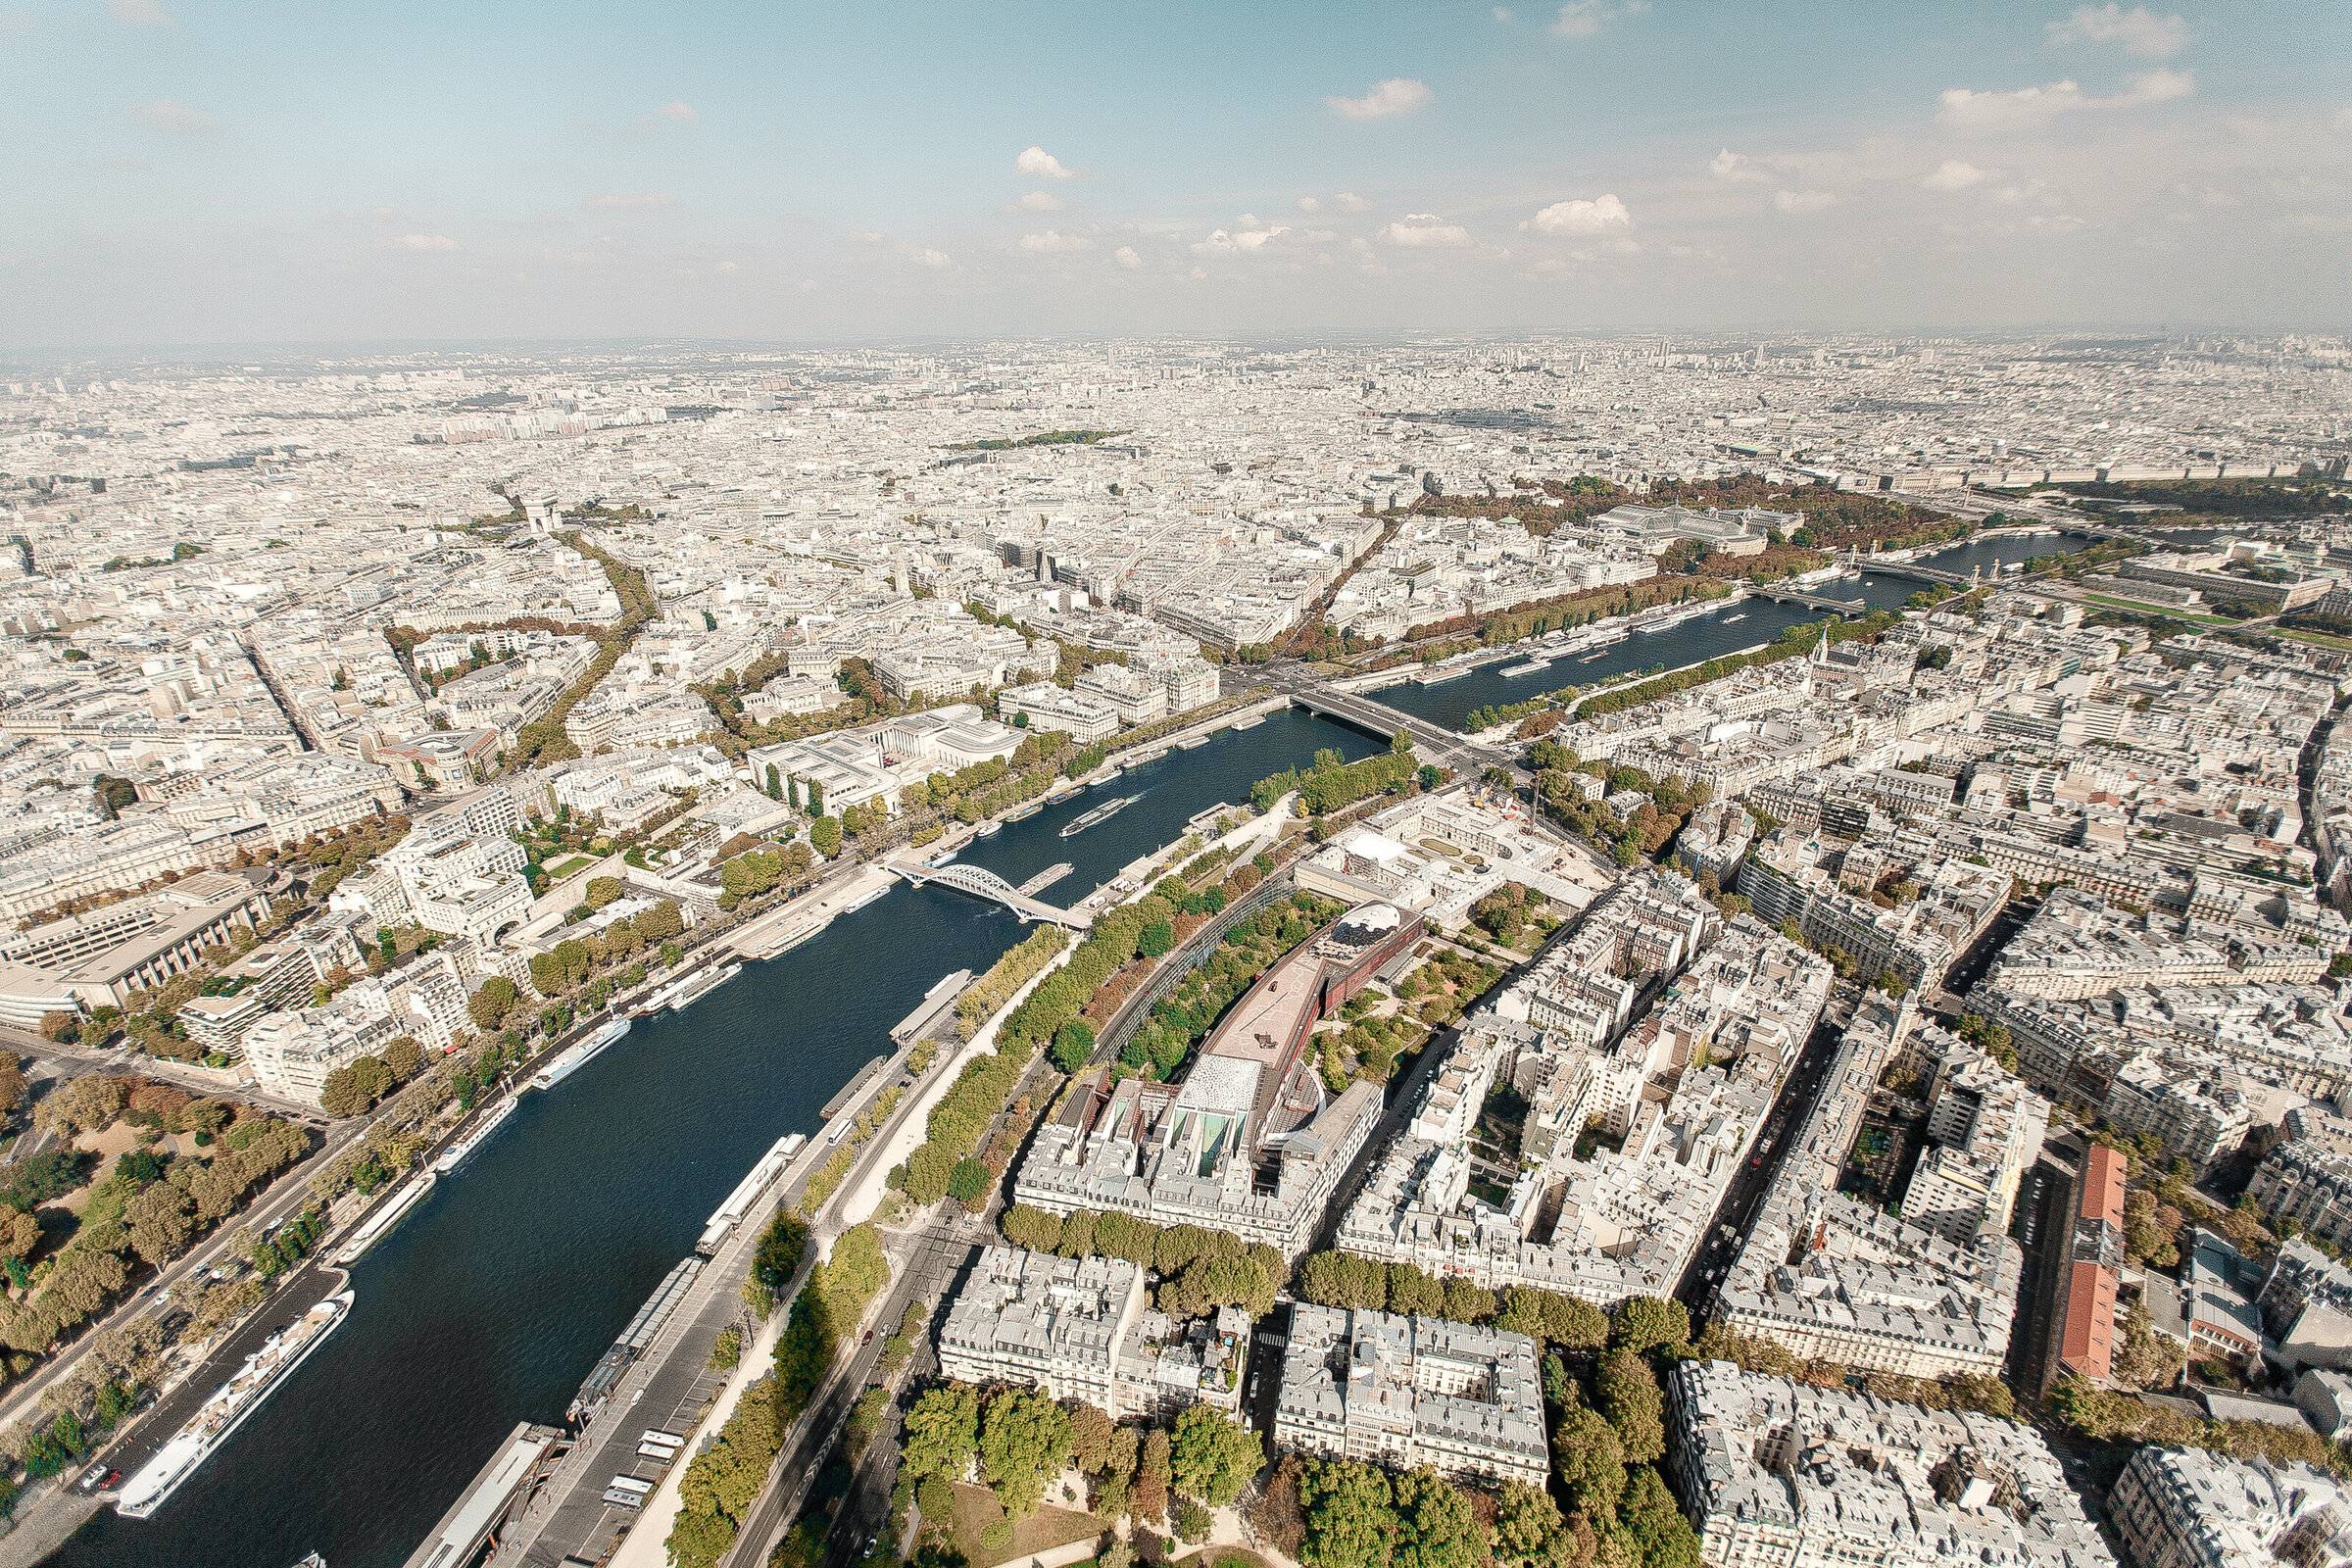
[888,858,1095,928]
[1285,683,1512,774]
[1838,549,1979,590]
[1750,586,1870,615]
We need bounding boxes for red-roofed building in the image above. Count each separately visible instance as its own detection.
[2056,1143,2127,1385]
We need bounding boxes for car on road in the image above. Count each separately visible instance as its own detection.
[862,1330,874,1345]
[76,1462,111,1494]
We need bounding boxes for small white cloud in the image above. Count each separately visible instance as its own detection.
[912,248,954,269]
[108,0,172,24]
[1937,69,2191,130]
[1327,77,1432,119]
[1114,245,1143,270]
[1528,193,1631,234]
[1923,160,1989,191]
[1493,5,1514,19]
[1012,189,1068,213]
[845,230,886,244]
[798,278,820,292]
[1773,188,1837,214]
[131,99,217,135]
[659,101,697,120]
[714,259,740,273]
[384,233,459,252]
[584,191,677,210]
[368,204,399,221]
[1549,0,1645,39]
[1708,147,1771,182]
[1014,145,1078,179]
[1192,224,1291,256]
[2048,4,2188,57]
[1297,196,1322,214]
[1379,213,1470,246]
[1018,230,1094,253]
[1334,191,1377,212]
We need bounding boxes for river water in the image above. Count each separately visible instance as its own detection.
[51,710,1381,1568]
[1378,531,2090,733]
[51,530,2091,1567]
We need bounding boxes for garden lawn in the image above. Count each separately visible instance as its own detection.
[950,1483,1104,1568]
[544,855,595,879]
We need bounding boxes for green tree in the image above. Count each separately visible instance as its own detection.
[1491,1481,1571,1568]
[1393,1466,1483,1568]
[1052,1018,1097,1072]
[979,1386,1071,1516]
[1618,1466,1702,1568]
[1170,1403,1266,1505]
[1300,1459,1396,1568]
[902,1383,983,1481]
[1610,1297,1690,1356]
[585,875,623,909]
[467,975,517,1032]
[1597,1348,1666,1464]
[1134,1428,1173,1525]
[1069,1401,1116,1474]
[810,816,843,858]
[1552,1404,1627,1520]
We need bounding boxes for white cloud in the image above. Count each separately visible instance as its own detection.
[1334,191,1376,212]
[131,99,217,135]
[1327,77,1431,119]
[1014,145,1078,179]
[1494,5,1514,18]
[1548,0,1645,39]
[1379,213,1470,246]
[845,230,885,244]
[797,278,820,293]
[384,233,459,252]
[1923,160,1990,191]
[1296,196,1321,214]
[1528,193,1631,234]
[1018,230,1094,253]
[1937,69,2192,131]
[659,101,697,120]
[1708,147,1772,182]
[1192,223,1292,257]
[1011,189,1068,213]
[912,248,954,269]
[714,259,740,272]
[108,0,172,24]
[2047,4,2188,57]
[368,204,399,221]
[1114,245,1143,270]
[1773,188,1837,214]
[585,191,677,210]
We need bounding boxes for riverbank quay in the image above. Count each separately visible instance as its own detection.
[590,936,1083,1568]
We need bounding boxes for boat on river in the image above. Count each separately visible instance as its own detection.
[118,1293,355,1519]
[1416,667,1470,685]
[974,820,1002,838]
[1499,660,1552,678]
[1007,801,1046,821]
[1176,734,1209,750]
[1231,715,1263,730]
[433,1098,517,1175]
[1046,786,1082,806]
[1060,795,1138,838]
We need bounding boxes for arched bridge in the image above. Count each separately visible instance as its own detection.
[890,858,1095,928]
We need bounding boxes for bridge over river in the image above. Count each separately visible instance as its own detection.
[886,857,1096,927]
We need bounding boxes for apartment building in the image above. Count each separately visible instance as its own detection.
[2110,1446,2351,1568]
[1273,1305,1547,1488]
[1665,1361,2113,1568]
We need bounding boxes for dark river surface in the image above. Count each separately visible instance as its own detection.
[1377,530,2091,732]
[52,710,1380,1568]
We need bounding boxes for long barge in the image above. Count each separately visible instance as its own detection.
[432,1098,517,1176]
[332,1173,436,1266]
[1059,795,1137,838]
[117,1291,355,1519]
[530,1017,632,1090]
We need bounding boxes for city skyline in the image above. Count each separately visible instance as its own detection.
[2,0,2347,346]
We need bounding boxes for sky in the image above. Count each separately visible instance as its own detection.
[1,0,2347,347]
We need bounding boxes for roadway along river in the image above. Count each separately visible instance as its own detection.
[1377,531,2092,733]
[51,710,1381,1568]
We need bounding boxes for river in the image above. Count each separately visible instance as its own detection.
[50,709,1381,1568]
[1377,530,2091,732]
